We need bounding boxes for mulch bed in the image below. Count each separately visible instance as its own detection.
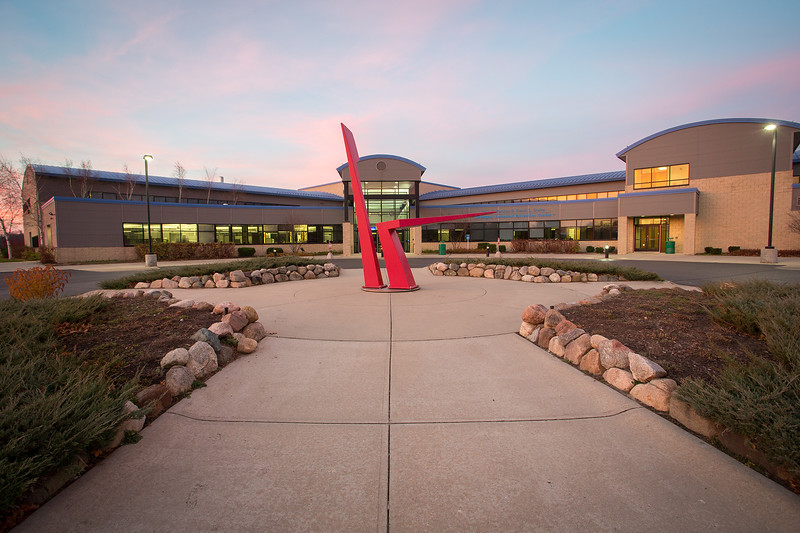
[560,288,772,384]
[56,297,220,389]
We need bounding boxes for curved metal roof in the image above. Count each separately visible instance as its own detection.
[419,170,625,201]
[31,164,343,201]
[335,154,426,173]
[616,118,800,160]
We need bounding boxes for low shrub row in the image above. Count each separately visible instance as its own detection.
[134,242,236,261]
[509,239,579,254]
[0,296,138,514]
[100,256,327,290]
[678,280,800,477]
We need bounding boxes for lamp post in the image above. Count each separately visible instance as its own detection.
[762,125,778,263]
[143,155,157,267]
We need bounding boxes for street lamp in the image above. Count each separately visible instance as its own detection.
[143,155,157,267]
[762,124,778,263]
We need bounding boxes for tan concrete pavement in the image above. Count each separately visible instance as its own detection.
[14,268,800,532]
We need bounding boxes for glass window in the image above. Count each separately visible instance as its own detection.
[123,223,144,246]
[634,164,690,189]
[180,224,198,243]
[216,225,231,243]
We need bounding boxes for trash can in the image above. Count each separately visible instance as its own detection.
[438,243,446,255]
[664,240,675,254]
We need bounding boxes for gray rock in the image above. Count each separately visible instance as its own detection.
[191,328,222,353]
[169,299,194,309]
[192,301,214,311]
[528,266,540,276]
[559,328,586,345]
[537,327,556,349]
[304,271,317,279]
[533,276,548,283]
[328,270,339,278]
[242,321,267,342]
[229,270,246,282]
[217,345,235,366]
[161,279,179,289]
[178,277,193,289]
[262,272,275,284]
[134,282,150,289]
[521,275,535,282]
[209,321,234,337]
[628,352,667,383]
[161,348,189,369]
[215,279,230,288]
[275,273,289,282]
[548,273,561,283]
[297,266,308,275]
[165,365,195,396]
[540,267,555,277]
[187,341,218,378]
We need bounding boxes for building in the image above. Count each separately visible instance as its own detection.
[22,118,800,262]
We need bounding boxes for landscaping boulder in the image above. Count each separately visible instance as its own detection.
[628,352,667,383]
[630,379,677,412]
[209,321,234,337]
[191,328,222,353]
[217,345,236,366]
[537,327,556,349]
[192,301,214,312]
[213,301,240,315]
[215,279,230,288]
[135,384,172,419]
[564,333,592,365]
[543,309,565,328]
[598,339,631,369]
[169,299,194,309]
[579,349,604,375]
[522,304,548,325]
[519,321,536,338]
[242,321,267,342]
[166,366,195,396]
[222,310,249,332]
[603,368,635,392]
[187,341,218,378]
[160,348,189,370]
[229,270,246,282]
[240,305,259,323]
[237,337,258,354]
[548,336,568,357]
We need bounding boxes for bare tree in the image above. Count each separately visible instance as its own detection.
[173,161,187,203]
[203,166,217,204]
[112,163,138,200]
[78,160,94,198]
[0,156,23,258]
[230,178,245,205]
[64,158,76,197]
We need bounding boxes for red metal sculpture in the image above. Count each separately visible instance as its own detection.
[341,123,494,291]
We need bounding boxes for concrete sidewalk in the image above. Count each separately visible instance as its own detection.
[15,269,800,532]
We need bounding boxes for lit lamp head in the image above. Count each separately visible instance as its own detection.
[143,154,153,161]
[764,124,777,131]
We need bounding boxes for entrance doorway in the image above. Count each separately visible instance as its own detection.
[634,217,669,252]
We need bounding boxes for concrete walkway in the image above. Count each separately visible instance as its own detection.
[15,269,800,532]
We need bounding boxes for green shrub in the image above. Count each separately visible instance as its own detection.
[20,248,40,261]
[133,242,235,261]
[476,242,490,250]
[0,296,138,513]
[704,246,723,255]
[607,246,616,254]
[678,280,800,475]
[585,245,595,252]
[237,247,256,257]
[728,246,740,253]
[509,239,580,254]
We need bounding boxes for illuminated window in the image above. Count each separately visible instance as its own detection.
[634,164,689,189]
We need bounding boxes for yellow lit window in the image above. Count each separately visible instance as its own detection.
[634,164,690,189]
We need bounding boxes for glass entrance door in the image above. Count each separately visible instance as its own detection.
[635,224,661,251]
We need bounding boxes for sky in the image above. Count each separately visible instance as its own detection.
[1,0,799,190]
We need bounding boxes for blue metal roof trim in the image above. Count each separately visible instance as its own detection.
[51,196,342,209]
[616,118,800,160]
[618,187,699,198]
[419,171,626,200]
[335,154,426,173]
[33,165,343,202]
